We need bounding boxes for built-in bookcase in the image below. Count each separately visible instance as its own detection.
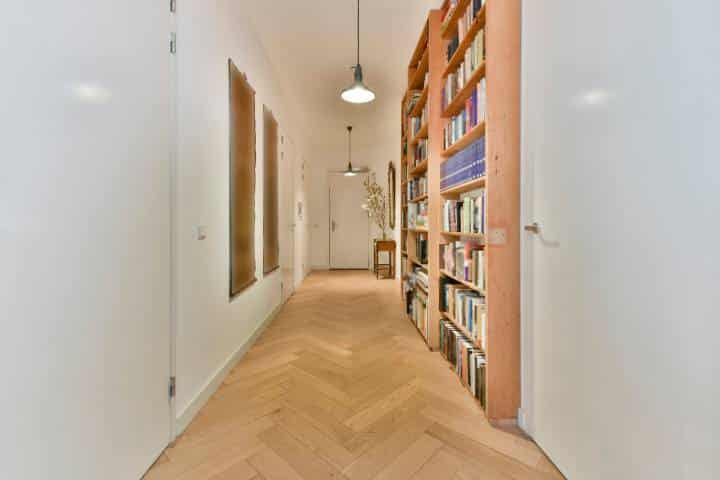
[399,0,520,423]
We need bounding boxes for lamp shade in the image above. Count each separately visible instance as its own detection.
[341,64,375,104]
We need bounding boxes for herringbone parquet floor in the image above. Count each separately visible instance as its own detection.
[146,271,563,480]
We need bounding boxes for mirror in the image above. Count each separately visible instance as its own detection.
[388,161,396,229]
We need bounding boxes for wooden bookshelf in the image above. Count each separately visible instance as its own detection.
[399,0,521,423]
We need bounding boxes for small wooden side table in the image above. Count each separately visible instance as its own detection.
[373,240,396,279]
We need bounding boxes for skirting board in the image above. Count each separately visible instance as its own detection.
[174,303,283,437]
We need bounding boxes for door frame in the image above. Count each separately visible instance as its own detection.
[328,171,370,270]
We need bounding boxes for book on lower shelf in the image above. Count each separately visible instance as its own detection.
[441,136,486,191]
[407,201,428,229]
[443,80,486,149]
[440,319,486,409]
[407,176,428,200]
[440,240,485,290]
[404,267,429,339]
[442,188,486,233]
[439,277,487,349]
[415,233,428,265]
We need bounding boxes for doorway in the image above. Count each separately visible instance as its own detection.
[279,134,295,303]
[329,173,370,269]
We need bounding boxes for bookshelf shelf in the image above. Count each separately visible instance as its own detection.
[442,5,487,77]
[441,0,472,39]
[442,121,486,157]
[409,49,429,90]
[410,123,429,144]
[409,194,429,203]
[441,269,486,294]
[408,228,429,233]
[409,158,429,176]
[409,86,429,117]
[442,62,486,117]
[410,258,428,269]
[440,176,486,196]
[441,231,485,240]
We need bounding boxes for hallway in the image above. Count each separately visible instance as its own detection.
[147,271,562,480]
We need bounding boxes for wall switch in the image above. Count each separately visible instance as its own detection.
[488,228,507,246]
[195,226,207,241]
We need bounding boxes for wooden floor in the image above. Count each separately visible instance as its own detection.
[146,271,563,480]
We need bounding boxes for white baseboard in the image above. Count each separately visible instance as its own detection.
[518,407,532,436]
[174,303,282,437]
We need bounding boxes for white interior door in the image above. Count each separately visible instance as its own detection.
[279,134,295,301]
[522,1,720,478]
[0,1,172,479]
[329,174,370,269]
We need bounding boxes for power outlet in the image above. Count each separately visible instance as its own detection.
[488,228,507,246]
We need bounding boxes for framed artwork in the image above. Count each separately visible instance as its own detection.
[229,59,257,298]
[388,161,397,229]
[263,106,280,275]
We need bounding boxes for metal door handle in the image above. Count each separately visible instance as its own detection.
[524,222,540,234]
[331,221,337,232]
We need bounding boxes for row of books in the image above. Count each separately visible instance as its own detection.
[456,0,485,44]
[412,139,428,167]
[407,176,428,201]
[411,287,429,339]
[440,241,486,290]
[442,32,485,110]
[442,189,486,234]
[409,102,429,138]
[415,233,428,265]
[440,320,487,409]
[440,137,486,191]
[407,201,428,229]
[440,279,487,348]
[442,81,486,150]
[405,90,422,115]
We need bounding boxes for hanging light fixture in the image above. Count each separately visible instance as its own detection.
[343,126,358,176]
[341,0,376,104]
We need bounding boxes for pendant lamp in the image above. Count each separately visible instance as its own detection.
[341,0,376,104]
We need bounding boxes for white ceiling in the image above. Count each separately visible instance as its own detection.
[244,0,437,152]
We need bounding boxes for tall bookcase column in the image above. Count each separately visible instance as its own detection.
[426,9,445,351]
[484,0,521,421]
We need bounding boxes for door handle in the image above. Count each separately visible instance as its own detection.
[331,220,337,232]
[524,222,540,234]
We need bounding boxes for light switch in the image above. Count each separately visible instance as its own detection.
[195,226,207,241]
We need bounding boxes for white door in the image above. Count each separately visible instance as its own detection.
[279,134,295,302]
[522,1,719,478]
[329,174,370,269]
[0,1,171,479]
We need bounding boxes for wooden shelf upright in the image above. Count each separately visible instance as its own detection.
[399,0,521,423]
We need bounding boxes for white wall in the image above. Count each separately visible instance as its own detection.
[174,0,310,429]
[521,1,720,478]
[0,2,172,479]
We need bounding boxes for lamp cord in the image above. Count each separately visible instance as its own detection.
[356,0,360,65]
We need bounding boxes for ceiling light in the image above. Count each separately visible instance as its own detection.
[341,0,375,104]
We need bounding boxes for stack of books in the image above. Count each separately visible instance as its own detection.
[409,103,429,138]
[413,139,428,167]
[415,234,428,264]
[440,278,487,347]
[442,32,484,110]
[411,286,429,338]
[407,202,428,229]
[442,188,486,233]
[407,176,428,200]
[457,0,485,42]
[405,90,422,115]
[443,79,486,148]
[440,320,487,408]
[441,241,485,289]
[440,137,486,190]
